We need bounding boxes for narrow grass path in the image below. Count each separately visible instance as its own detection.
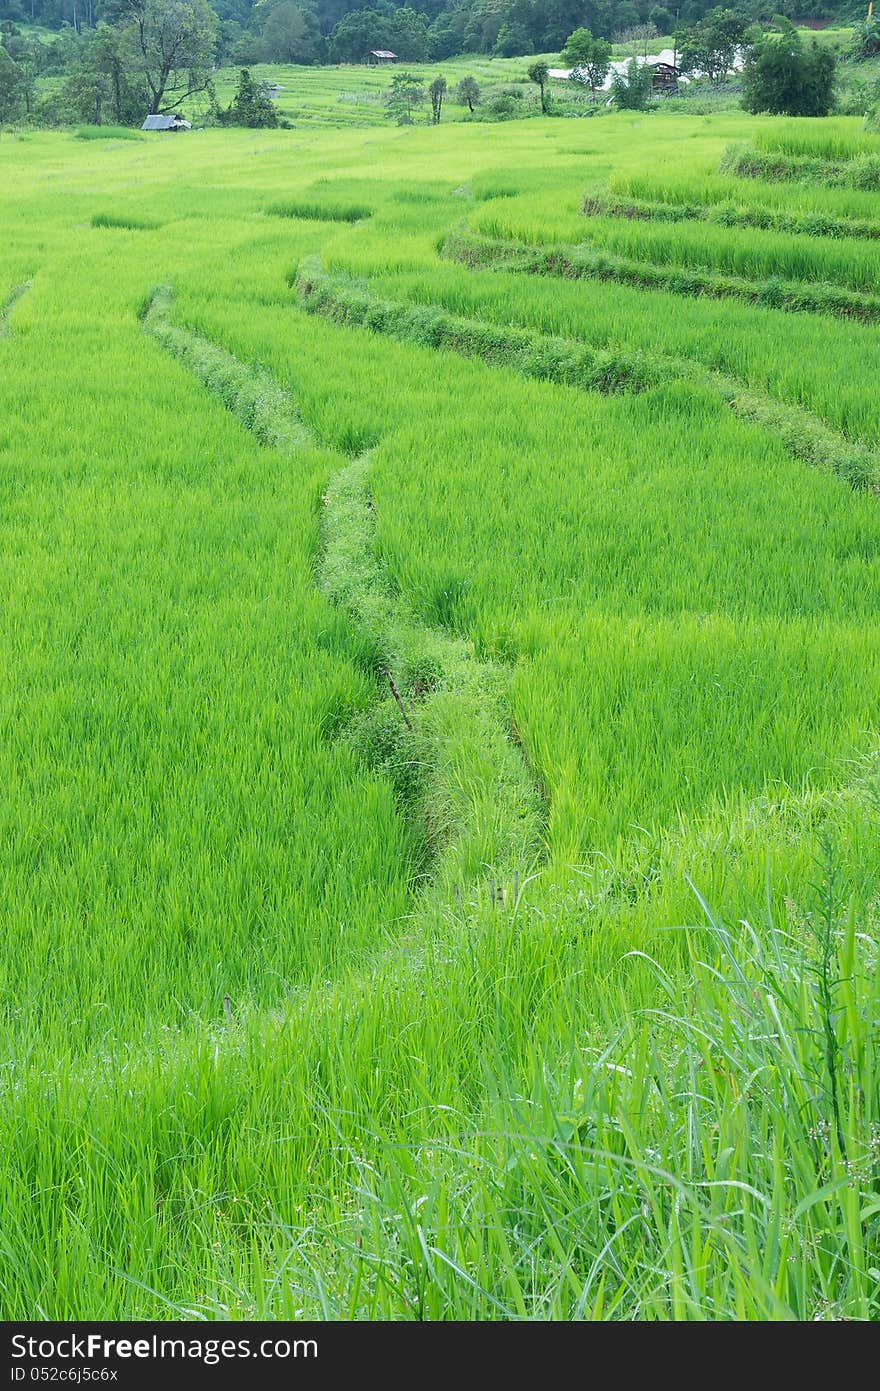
[294,259,880,493]
[0,281,31,338]
[142,286,543,901]
[442,227,880,324]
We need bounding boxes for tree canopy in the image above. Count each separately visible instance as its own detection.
[741,28,836,116]
[609,53,652,106]
[0,44,27,122]
[527,58,550,112]
[109,0,218,114]
[10,0,848,71]
[385,68,425,122]
[218,65,279,123]
[675,8,748,83]
[561,27,612,95]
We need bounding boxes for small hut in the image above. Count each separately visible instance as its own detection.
[368,50,397,65]
[141,114,192,131]
[649,62,680,95]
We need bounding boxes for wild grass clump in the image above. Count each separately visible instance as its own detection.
[4,815,877,1317]
[266,199,372,223]
[721,386,879,491]
[320,448,544,887]
[312,874,880,1319]
[92,212,160,230]
[75,125,143,141]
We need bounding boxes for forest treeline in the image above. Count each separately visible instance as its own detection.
[0,0,861,67]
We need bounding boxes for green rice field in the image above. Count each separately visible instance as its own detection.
[190,53,571,128]
[1,101,879,1320]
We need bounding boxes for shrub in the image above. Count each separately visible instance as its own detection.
[455,75,480,113]
[486,93,517,119]
[741,31,836,117]
[385,71,426,125]
[91,211,159,229]
[610,58,653,110]
[561,28,612,97]
[851,16,880,61]
[217,68,279,128]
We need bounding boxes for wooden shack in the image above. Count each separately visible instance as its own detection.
[368,49,398,66]
[649,62,680,95]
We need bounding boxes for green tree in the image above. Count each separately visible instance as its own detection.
[0,45,26,122]
[427,8,468,62]
[610,56,652,108]
[649,5,673,33]
[220,66,279,126]
[428,73,446,123]
[561,27,611,96]
[262,2,321,65]
[61,63,111,123]
[528,59,550,113]
[741,30,836,117]
[2,29,42,116]
[385,69,425,124]
[328,10,388,65]
[455,73,480,112]
[561,25,594,66]
[390,7,430,63]
[88,23,145,124]
[110,0,218,115]
[675,8,746,83]
[493,21,531,57]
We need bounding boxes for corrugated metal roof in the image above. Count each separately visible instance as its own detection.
[370,50,397,58]
[141,114,191,130]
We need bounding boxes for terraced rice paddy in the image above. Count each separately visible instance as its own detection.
[1,108,879,1321]
[200,53,567,129]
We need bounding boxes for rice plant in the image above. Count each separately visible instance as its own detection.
[0,106,878,1321]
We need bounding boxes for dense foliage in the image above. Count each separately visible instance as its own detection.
[0,0,862,69]
[610,51,651,103]
[216,63,280,120]
[677,7,748,80]
[742,26,837,115]
[561,25,611,93]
